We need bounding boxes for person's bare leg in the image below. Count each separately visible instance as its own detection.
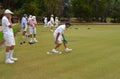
[62,41,72,52]
[29,34,33,42]
[6,46,10,60]
[55,44,61,49]
[63,41,67,49]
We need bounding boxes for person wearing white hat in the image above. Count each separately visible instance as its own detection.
[28,15,32,23]
[1,9,18,64]
[44,16,48,27]
[55,17,59,28]
[28,16,38,43]
[49,14,55,32]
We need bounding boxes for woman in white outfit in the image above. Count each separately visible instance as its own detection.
[28,16,38,43]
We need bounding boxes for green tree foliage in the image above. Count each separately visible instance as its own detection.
[71,0,120,22]
[0,0,120,22]
[71,0,108,22]
[44,0,59,15]
[110,0,120,23]
[22,1,39,15]
[72,0,95,22]
[0,0,71,16]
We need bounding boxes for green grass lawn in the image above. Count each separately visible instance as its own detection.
[0,24,120,79]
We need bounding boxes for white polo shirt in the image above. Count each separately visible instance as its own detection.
[54,24,66,35]
[44,17,47,23]
[55,18,59,24]
[2,16,14,37]
[50,17,54,24]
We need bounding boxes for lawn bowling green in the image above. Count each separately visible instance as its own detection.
[0,24,120,79]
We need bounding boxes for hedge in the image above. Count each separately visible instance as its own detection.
[0,25,21,42]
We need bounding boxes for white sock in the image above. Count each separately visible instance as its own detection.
[52,49,56,51]
[6,52,10,60]
[66,48,68,50]
[9,50,14,59]
[22,36,25,38]
[30,38,33,41]
[34,38,36,40]
[22,35,27,38]
[24,35,27,38]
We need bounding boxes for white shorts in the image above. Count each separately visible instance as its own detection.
[22,24,28,31]
[50,23,54,27]
[47,22,54,27]
[4,36,15,46]
[29,27,36,34]
[53,33,63,44]
[44,22,48,27]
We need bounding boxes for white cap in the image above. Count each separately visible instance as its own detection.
[51,14,54,17]
[29,15,32,18]
[32,16,36,19]
[4,9,13,14]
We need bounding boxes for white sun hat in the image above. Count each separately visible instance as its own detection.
[32,16,36,19]
[4,9,13,14]
[51,14,54,17]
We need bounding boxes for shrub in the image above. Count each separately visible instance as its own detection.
[0,25,21,42]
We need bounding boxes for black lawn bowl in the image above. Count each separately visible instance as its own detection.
[74,28,79,29]
[87,28,91,30]
[28,42,35,45]
[20,42,23,45]
[23,41,26,43]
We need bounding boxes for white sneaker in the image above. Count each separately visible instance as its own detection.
[5,58,14,64]
[10,57,18,62]
[66,48,72,52]
[52,49,59,54]
[34,39,38,43]
[29,40,33,43]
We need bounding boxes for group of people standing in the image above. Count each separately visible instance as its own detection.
[1,9,38,64]
[21,14,38,44]
[44,14,60,32]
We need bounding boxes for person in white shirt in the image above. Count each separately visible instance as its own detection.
[2,9,18,64]
[44,16,48,27]
[51,22,72,54]
[49,14,54,32]
[55,17,59,28]
[28,15,32,23]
